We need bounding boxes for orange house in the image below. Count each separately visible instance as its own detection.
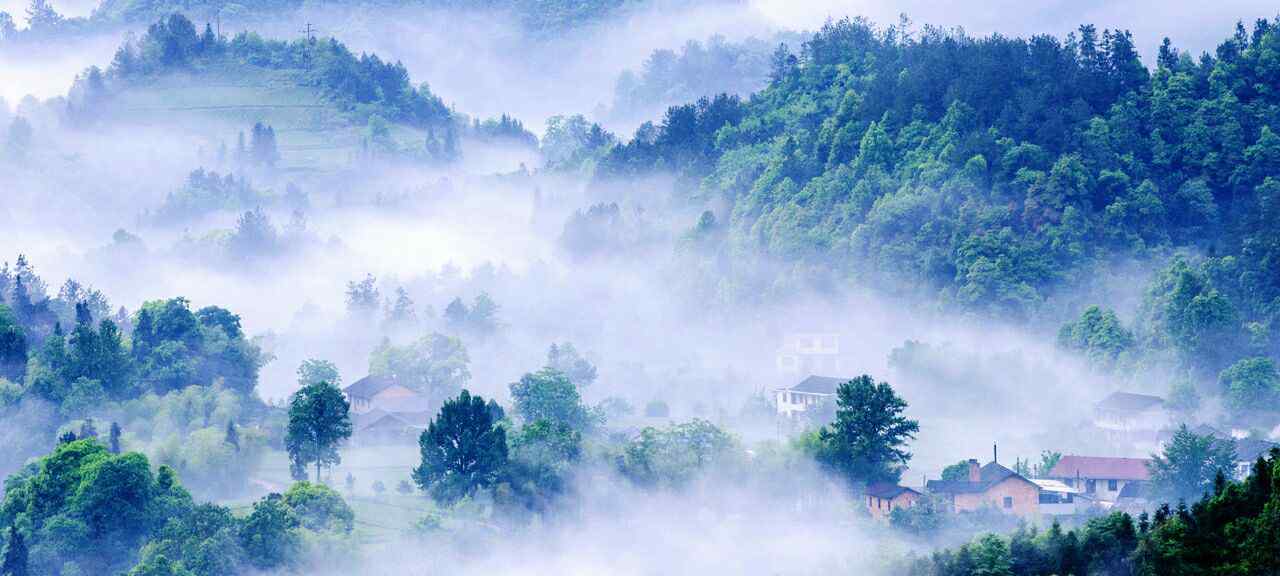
[865,483,922,519]
[926,459,1040,516]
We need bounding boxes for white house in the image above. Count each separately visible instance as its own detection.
[775,375,846,417]
[1045,455,1151,503]
[1231,437,1279,480]
[775,333,845,379]
[1093,392,1169,432]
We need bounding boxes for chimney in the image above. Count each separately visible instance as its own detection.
[968,459,980,482]
[993,442,998,464]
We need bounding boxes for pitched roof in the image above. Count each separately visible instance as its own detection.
[927,462,1034,494]
[353,408,392,430]
[1047,455,1152,481]
[866,483,921,499]
[343,374,400,399]
[1031,479,1081,494]
[787,375,847,395]
[354,409,434,432]
[1096,392,1165,413]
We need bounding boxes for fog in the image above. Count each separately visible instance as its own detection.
[3,2,1265,575]
[752,0,1278,61]
[0,0,1170,480]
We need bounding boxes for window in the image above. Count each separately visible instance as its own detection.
[1108,479,1118,491]
[1064,478,1074,487]
[1003,496,1013,509]
[1086,479,1096,493]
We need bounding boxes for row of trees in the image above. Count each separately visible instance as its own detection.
[1,255,265,411]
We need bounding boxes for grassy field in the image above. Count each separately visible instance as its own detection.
[109,63,428,173]
[233,444,437,543]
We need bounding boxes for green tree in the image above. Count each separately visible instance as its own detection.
[509,368,594,431]
[970,534,1014,576]
[813,375,919,485]
[282,482,353,533]
[237,494,298,571]
[0,305,26,381]
[1148,424,1237,502]
[616,419,736,488]
[412,390,507,505]
[128,554,192,576]
[546,342,598,387]
[369,332,469,405]
[469,292,500,334]
[1218,357,1280,415]
[1,525,28,576]
[941,461,972,481]
[224,420,239,453]
[1034,451,1063,477]
[285,381,352,482]
[1058,306,1134,370]
[501,420,582,512]
[296,359,340,388]
[109,422,122,454]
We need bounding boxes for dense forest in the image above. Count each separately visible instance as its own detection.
[599,16,1280,318]
[585,17,1280,411]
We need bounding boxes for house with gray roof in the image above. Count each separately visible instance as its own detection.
[926,459,1042,516]
[774,375,847,417]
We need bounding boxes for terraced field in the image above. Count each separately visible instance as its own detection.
[109,63,429,173]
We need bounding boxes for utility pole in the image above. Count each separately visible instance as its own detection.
[299,23,316,70]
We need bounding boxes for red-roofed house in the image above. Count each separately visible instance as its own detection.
[1045,455,1151,502]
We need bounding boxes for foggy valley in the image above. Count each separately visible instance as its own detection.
[2,1,1280,575]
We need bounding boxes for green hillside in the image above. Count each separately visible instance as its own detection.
[107,65,426,172]
[69,14,454,172]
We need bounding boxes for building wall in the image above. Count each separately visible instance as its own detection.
[867,491,920,520]
[368,385,420,412]
[776,333,845,377]
[1094,409,1170,432]
[1057,477,1141,503]
[774,391,832,417]
[953,478,1040,516]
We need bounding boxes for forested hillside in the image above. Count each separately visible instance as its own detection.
[1,0,698,43]
[91,0,650,29]
[599,18,1280,325]
[78,14,452,131]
